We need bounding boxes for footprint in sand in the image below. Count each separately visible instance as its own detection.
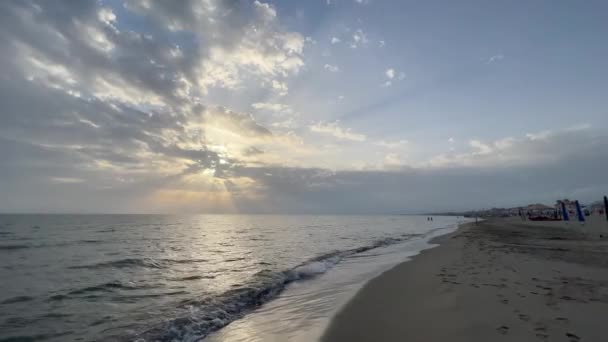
[535,332,549,341]
[518,313,530,321]
[496,326,509,335]
[566,332,581,341]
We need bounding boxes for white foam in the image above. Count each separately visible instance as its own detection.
[292,255,341,279]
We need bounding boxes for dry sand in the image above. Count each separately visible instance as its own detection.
[322,217,608,342]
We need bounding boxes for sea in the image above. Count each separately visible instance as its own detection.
[0,214,469,341]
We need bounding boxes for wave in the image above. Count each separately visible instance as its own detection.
[171,275,216,281]
[1,295,34,304]
[0,244,30,251]
[67,281,153,295]
[0,239,111,251]
[69,258,209,270]
[48,281,161,302]
[130,232,428,341]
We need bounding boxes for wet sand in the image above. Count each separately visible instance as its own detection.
[322,217,608,342]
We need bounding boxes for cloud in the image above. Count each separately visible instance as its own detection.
[324,64,340,72]
[0,0,309,209]
[243,146,264,156]
[222,126,608,214]
[350,29,369,49]
[251,102,292,114]
[331,37,341,44]
[271,79,289,96]
[50,177,85,184]
[1,1,606,215]
[382,68,405,86]
[486,54,505,64]
[228,145,608,214]
[383,153,402,168]
[424,126,606,169]
[204,106,273,138]
[310,121,367,142]
[469,140,493,155]
[375,140,408,149]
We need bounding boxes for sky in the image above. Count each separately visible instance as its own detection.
[1,0,608,214]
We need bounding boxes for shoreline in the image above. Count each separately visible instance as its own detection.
[205,218,466,342]
[322,218,608,341]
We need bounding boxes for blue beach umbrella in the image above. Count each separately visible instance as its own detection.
[575,200,585,222]
[604,196,608,221]
[561,201,569,221]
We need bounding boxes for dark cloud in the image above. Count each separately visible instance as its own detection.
[227,142,608,214]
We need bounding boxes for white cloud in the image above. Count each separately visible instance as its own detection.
[384,153,402,167]
[350,29,369,49]
[385,68,395,79]
[424,126,602,169]
[331,37,341,44]
[51,177,85,184]
[271,79,289,96]
[379,40,385,47]
[98,7,117,26]
[375,140,408,149]
[486,54,504,64]
[310,121,367,142]
[470,139,493,155]
[448,137,455,144]
[383,68,405,86]
[251,102,292,114]
[324,64,340,72]
[253,0,277,20]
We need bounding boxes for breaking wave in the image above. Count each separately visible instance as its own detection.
[130,233,424,341]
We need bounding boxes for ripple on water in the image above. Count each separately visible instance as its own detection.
[1,296,35,305]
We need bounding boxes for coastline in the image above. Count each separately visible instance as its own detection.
[322,218,608,341]
[205,217,466,342]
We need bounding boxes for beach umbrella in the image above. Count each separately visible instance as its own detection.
[575,200,585,222]
[604,196,608,221]
[560,201,569,221]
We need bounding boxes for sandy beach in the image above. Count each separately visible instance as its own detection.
[322,217,608,342]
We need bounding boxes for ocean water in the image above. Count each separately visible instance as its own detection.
[0,214,467,341]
